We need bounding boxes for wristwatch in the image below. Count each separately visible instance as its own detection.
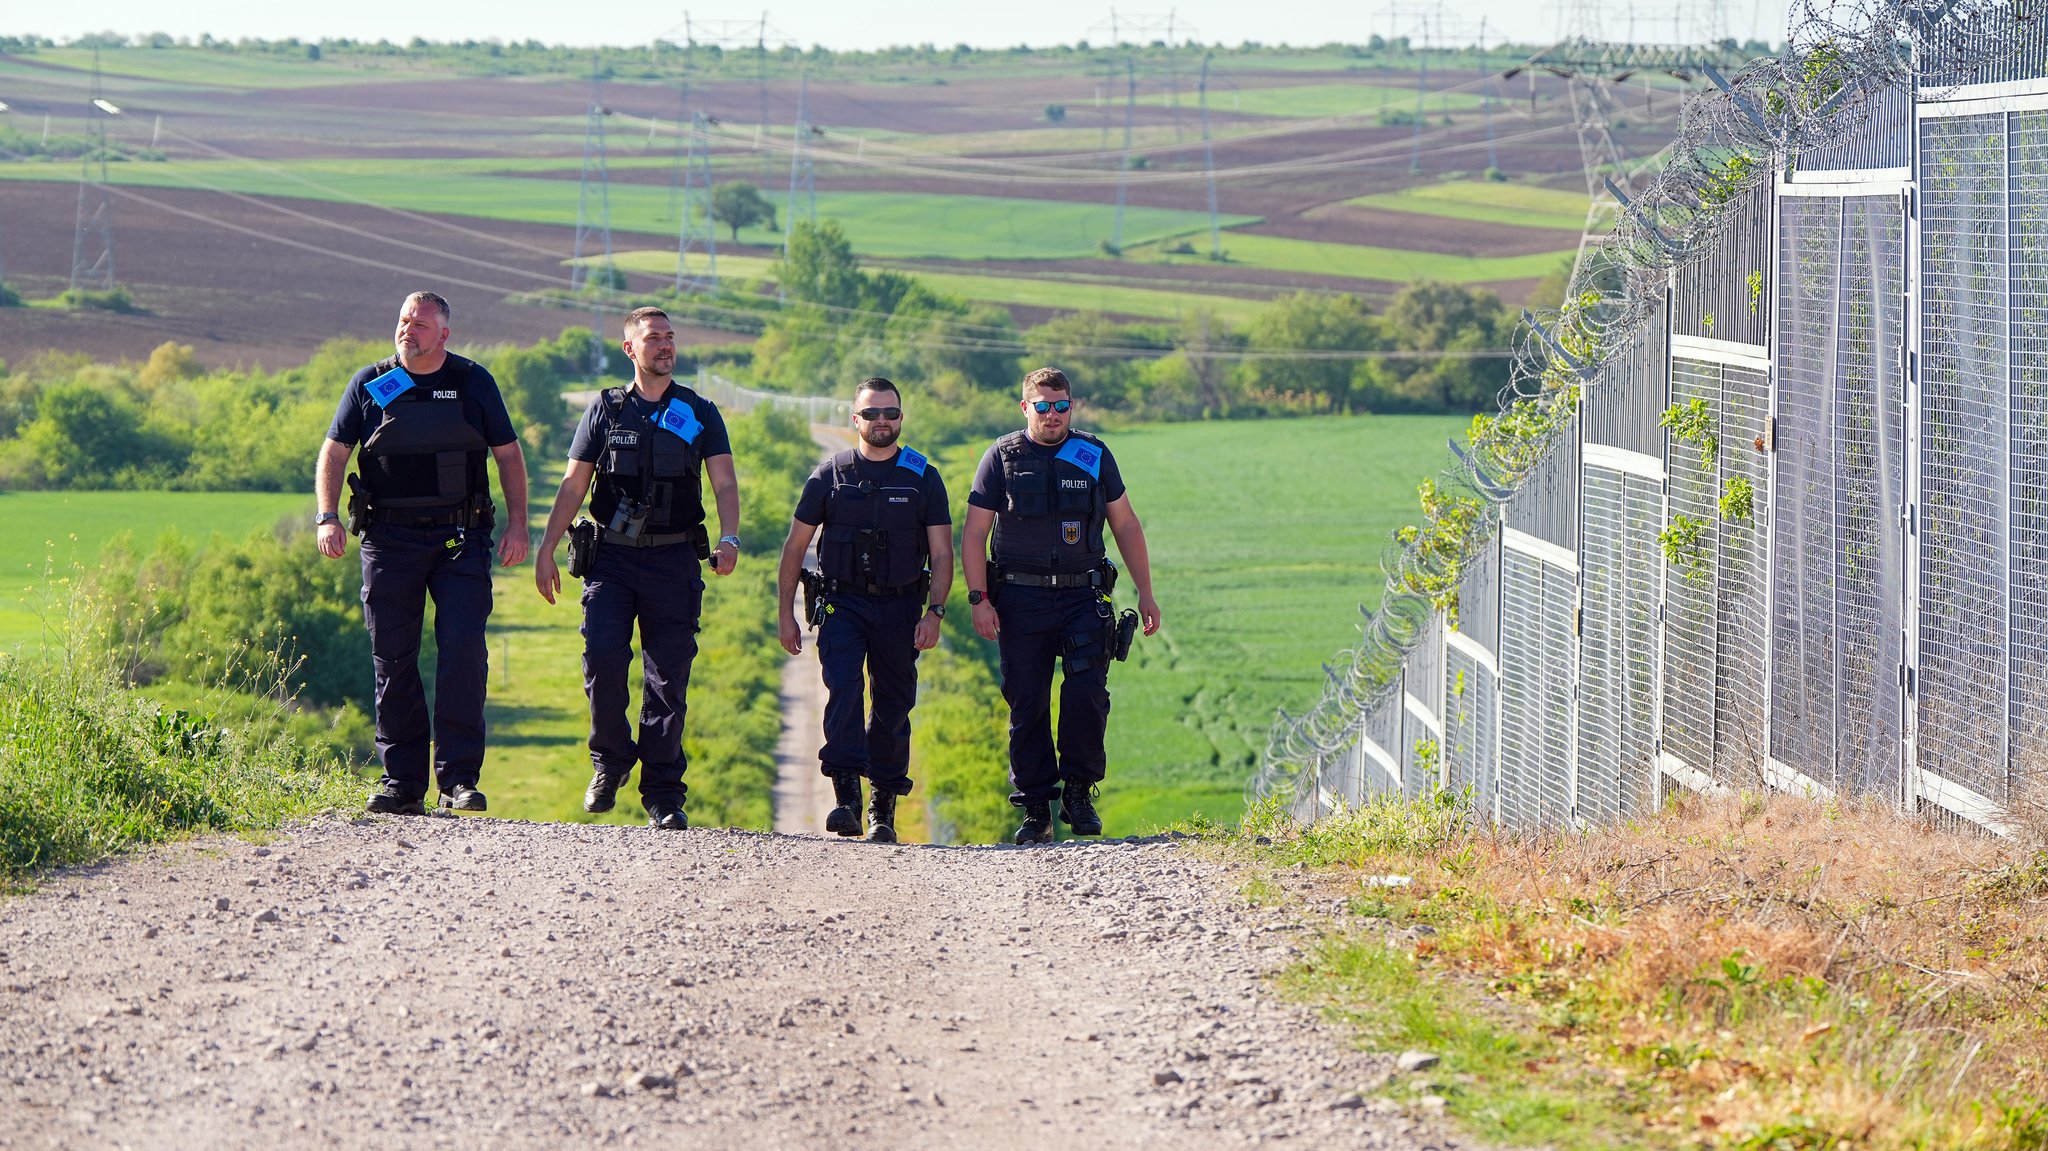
[315,512,339,526]
[967,589,986,605]
[926,603,946,618]
[718,534,742,550]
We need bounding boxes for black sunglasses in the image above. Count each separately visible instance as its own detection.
[855,406,902,420]
[1028,399,1073,413]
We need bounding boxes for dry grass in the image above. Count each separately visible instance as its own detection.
[1238,790,2048,1149]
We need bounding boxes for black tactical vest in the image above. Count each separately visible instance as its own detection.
[989,429,1109,575]
[589,384,707,535]
[819,448,931,589]
[357,356,492,520]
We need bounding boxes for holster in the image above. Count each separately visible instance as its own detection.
[1113,609,1139,661]
[566,517,600,580]
[799,568,826,628]
[692,523,712,562]
[344,473,369,537]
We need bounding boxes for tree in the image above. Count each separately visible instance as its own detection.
[1363,281,1512,412]
[1236,291,1384,412]
[776,220,865,312]
[713,181,777,242]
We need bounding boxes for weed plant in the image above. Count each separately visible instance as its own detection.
[1222,790,2048,1150]
[0,586,361,881]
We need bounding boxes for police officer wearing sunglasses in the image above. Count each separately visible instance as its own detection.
[533,307,741,831]
[777,378,952,843]
[962,367,1161,844]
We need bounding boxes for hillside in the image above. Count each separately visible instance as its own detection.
[0,40,1644,368]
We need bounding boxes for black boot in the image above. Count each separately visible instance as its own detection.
[1060,782,1103,837]
[866,790,898,844]
[825,774,863,838]
[583,771,620,814]
[1014,802,1055,845]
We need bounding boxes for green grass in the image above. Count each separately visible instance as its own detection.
[599,248,1273,322]
[1158,82,1485,118]
[1093,415,1468,831]
[0,633,361,880]
[1346,181,1592,232]
[0,492,307,650]
[1138,232,1578,284]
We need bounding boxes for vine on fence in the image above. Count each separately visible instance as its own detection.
[1719,474,1755,522]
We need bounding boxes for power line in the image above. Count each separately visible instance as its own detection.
[70,48,116,294]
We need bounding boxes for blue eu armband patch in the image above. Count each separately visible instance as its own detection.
[1055,438,1102,480]
[896,448,928,477]
[364,366,416,407]
[656,399,704,444]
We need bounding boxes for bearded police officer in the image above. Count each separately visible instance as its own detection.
[963,367,1161,844]
[315,291,531,815]
[776,379,952,843]
[534,307,740,831]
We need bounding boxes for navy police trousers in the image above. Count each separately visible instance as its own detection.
[358,522,495,798]
[581,541,703,807]
[993,583,1113,806]
[815,592,923,796]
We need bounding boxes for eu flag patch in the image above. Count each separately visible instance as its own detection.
[656,399,704,444]
[365,366,416,407]
[896,448,928,477]
[1055,438,1102,480]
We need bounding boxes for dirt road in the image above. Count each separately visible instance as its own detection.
[0,817,1463,1150]
[772,423,855,838]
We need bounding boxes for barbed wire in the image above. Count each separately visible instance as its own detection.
[1250,0,2035,815]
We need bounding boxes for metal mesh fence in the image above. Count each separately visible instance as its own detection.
[1835,195,1907,798]
[1772,196,1841,787]
[1260,2,2048,839]
[2010,112,2048,792]
[1402,621,1446,798]
[1918,112,2011,809]
[1713,363,1772,787]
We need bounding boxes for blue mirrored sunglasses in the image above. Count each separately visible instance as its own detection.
[1028,399,1072,414]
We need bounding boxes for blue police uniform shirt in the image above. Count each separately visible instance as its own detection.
[793,449,952,528]
[325,354,518,448]
[967,432,1126,513]
[567,386,733,463]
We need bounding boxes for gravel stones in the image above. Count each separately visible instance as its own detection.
[0,817,1466,1150]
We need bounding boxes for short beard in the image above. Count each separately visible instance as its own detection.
[862,422,900,449]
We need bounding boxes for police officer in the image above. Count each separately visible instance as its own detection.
[963,367,1161,844]
[776,378,952,844]
[315,290,531,815]
[534,307,740,831]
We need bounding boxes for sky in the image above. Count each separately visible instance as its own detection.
[5,0,1788,54]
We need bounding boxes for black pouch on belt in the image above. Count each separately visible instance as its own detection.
[566,517,600,579]
[1113,609,1139,661]
[344,473,370,537]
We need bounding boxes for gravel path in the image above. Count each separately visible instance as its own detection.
[0,816,1467,1150]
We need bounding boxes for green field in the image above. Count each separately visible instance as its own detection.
[1094,415,1466,829]
[23,47,438,89]
[599,248,1273,323]
[1162,82,1486,118]
[1138,231,1577,285]
[0,491,307,650]
[0,162,1259,262]
[1346,180,1592,232]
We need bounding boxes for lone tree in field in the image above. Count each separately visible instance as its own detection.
[713,182,777,242]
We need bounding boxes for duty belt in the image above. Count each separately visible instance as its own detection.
[602,528,699,549]
[998,569,1106,589]
[823,577,925,597]
[370,506,486,528]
